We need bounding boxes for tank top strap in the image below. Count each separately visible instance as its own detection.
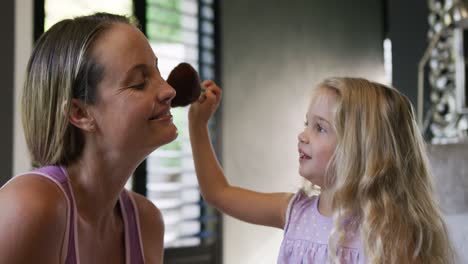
[30,165,79,264]
[119,189,145,264]
[34,165,68,185]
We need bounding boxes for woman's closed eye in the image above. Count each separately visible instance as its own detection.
[125,66,151,90]
[129,78,148,90]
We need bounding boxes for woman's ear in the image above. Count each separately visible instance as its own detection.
[68,99,96,132]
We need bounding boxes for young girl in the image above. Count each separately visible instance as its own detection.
[188,77,455,263]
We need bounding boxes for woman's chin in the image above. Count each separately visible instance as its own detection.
[167,125,179,141]
[161,126,179,145]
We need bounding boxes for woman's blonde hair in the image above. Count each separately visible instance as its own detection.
[22,13,134,167]
[316,77,454,263]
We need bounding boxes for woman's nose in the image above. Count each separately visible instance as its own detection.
[159,81,176,105]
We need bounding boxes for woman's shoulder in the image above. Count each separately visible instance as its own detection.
[127,191,163,225]
[0,173,68,226]
[0,173,68,262]
[0,173,68,214]
[127,191,164,263]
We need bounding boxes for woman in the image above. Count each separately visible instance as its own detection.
[0,13,175,263]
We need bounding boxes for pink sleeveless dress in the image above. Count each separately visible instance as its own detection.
[277,191,365,263]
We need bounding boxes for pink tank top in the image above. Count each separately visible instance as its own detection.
[26,165,146,264]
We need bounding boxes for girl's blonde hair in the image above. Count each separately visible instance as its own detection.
[316,77,454,263]
[22,13,133,167]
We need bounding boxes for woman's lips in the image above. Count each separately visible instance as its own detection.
[150,108,173,122]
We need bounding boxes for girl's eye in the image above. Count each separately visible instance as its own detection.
[316,123,326,133]
[304,121,309,127]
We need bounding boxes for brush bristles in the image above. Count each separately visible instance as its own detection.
[167,62,202,107]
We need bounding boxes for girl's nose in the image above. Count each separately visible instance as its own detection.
[298,131,308,144]
[159,81,176,105]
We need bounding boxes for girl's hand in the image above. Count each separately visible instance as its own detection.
[188,80,222,126]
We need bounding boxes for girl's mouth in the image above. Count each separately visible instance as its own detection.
[299,149,311,160]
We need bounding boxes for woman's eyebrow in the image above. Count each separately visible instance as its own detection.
[125,64,148,75]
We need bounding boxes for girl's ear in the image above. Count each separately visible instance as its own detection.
[68,99,96,132]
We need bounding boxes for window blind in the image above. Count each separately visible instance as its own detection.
[145,0,218,248]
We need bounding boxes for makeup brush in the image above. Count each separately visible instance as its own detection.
[167,62,203,107]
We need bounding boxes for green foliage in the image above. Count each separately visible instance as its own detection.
[146,0,181,43]
[159,107,187,152]
[158,156,181,167]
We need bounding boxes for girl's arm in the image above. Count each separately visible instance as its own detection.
[189,81,293,229]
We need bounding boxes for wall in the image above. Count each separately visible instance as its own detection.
[0,0,32,186]
[220,0,385,263]
[386,0,429,106]
[428,144,468,263]
[14,0,33,177]
[0,0,14,185]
